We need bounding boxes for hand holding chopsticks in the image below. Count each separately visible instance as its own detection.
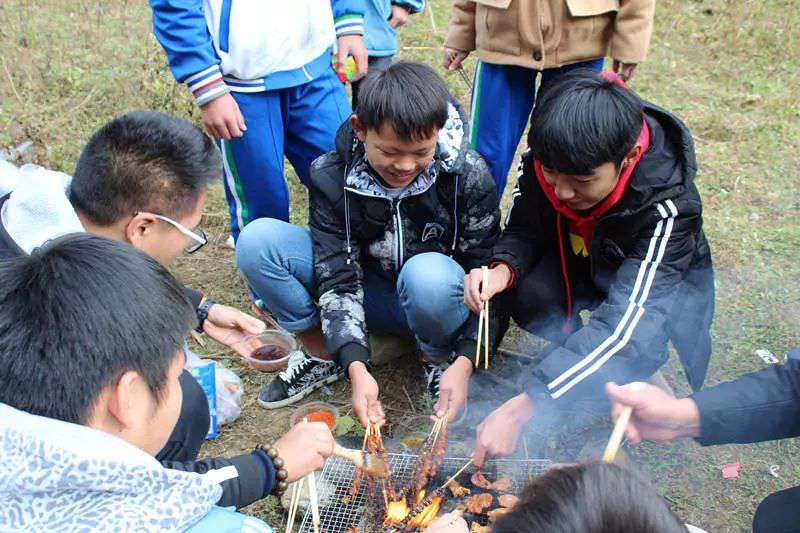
[603,382,645,463]
[474,266,490,370]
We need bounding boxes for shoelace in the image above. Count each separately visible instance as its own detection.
[279,351,312,383]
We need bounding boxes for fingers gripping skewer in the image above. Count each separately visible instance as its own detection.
[475,266,491,369]
[603,382,645,463]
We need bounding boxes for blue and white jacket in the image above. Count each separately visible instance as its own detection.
[363,0,424,57]
[150,0,366,106]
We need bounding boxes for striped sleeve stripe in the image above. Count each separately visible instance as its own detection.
[547,200,679,399]
[186,65,229,106]
[334,14,365,35]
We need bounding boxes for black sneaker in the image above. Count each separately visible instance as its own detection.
[422,360,443,401]
[258,351,343,409]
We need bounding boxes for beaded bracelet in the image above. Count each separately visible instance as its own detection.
[256,444,289,497]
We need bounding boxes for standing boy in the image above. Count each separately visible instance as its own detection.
[433,70,714,463]
[150,0,368,239]
[351,0,425,109]
[443,0,655,195]
[236,62,500,425]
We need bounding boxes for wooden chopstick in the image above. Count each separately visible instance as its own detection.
[602,382,645,463]
[302,417,321,533]
[482,266,489,369]
[440,459,474,490]
[285,476,305,533]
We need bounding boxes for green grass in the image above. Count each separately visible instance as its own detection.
[2,0,799,530]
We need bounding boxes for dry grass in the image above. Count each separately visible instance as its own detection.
[2,0,799,530]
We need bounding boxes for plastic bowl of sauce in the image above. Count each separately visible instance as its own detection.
[240,330,297,372]
[290,401,339,431]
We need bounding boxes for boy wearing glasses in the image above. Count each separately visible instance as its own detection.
[0,111,271,510]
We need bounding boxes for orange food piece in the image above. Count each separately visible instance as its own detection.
[465,493,493,514]
[492,476,513,492]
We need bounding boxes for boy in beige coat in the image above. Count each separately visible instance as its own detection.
[444,0,655,195]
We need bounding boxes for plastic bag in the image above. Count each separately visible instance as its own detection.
[185,345,244,436]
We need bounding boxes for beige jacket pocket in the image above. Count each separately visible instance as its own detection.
[565,0,619,16]
[472,0,512,7]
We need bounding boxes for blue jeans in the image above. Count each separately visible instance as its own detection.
[469,58,605,196]
[221,66,351,240]
[236,218,470,361]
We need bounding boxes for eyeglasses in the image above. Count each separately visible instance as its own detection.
[136,212,208,254]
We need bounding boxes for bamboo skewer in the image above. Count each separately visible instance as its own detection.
[301,417,321,533]
[482,266,490,369]
[603,382,644,463]
[439,459,474,490]
[474,307,484,367]
[285,476,305,533]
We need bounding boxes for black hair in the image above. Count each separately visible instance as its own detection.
[530,70,645,175]
[356,61,450,142]
[70,110,220,226]
[492,462,686,533]
[0,233,195,425]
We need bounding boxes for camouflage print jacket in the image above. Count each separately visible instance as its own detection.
[308,103,500,370]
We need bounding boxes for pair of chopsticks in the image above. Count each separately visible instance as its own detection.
[286,418,321,533]
[602,382,645,463]
[474,266,490,369]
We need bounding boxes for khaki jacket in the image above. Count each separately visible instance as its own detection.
[445,0,655,69]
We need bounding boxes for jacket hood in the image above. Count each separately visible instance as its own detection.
[334,100,469,196]
[0,402,222,531]
[622,103,699,210]
[0,163,84,253]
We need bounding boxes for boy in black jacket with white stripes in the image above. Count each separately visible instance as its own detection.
[432,70,714,464]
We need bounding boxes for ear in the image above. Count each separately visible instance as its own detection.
[125,213,157,250]
[106,370,144,431]
[350,114,367,143]
[621,145,643,169]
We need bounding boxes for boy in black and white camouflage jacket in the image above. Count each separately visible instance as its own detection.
[236,62,500,425]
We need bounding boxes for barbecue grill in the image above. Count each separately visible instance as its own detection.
[298,453,551,532]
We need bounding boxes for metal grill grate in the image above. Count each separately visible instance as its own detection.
[298,453,551,532]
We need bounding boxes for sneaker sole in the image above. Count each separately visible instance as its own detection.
[257,372,342,410]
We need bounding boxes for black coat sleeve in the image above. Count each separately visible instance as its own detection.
[161,451,274,509]
[308,157,370,371]
[522,198,702,402]
[692,359,800,445]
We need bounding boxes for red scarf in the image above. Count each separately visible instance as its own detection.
[533,118,651,329]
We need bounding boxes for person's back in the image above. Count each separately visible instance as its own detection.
[0,234,270,531]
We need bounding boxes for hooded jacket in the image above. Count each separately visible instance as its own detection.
[0,163,272,511]
[461,103,714,401]
[0,402,270,532]
[309,103,500,369]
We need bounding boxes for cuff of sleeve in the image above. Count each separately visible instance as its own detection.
[489,260,517,290]
[521,374,551,399]
[335,14,365,36]
[230,452,274,506]
[185,65,230,107]
[455,339,478,367]
[338,342,371,375]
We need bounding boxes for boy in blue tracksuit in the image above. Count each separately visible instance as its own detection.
[150,0,368,239]
[351,0,425,109]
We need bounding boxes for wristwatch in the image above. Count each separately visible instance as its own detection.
[195,298,217,333]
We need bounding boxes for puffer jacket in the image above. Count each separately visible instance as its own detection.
[309,103,500,370]
[445,0,655,70]
[459,102,714,402]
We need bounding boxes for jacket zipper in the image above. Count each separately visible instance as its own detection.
[394,198,405,269]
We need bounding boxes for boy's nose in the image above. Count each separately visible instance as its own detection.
[554,182,575,201]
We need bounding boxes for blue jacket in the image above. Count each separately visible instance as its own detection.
[363,0,424,57]
[186,506,273,532]
[149,0,366,105]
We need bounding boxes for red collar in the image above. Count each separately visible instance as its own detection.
[534,119,651,223]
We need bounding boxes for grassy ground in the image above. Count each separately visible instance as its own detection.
[2,0,799,530]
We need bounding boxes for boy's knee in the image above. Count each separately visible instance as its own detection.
[398,253,464,307]
[235,217,291,276]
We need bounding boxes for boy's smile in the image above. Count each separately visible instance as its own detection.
[351,116,439,189]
